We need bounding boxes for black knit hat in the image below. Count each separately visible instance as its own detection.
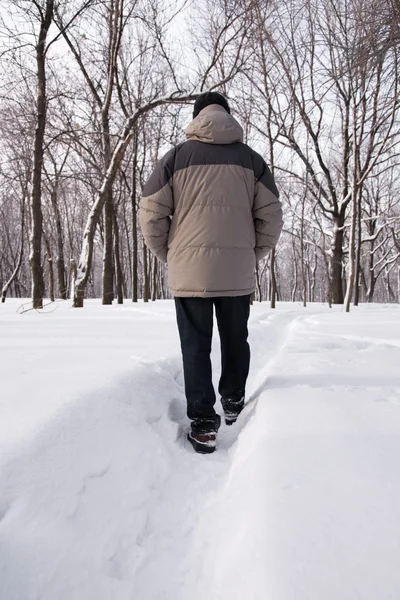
[193,92,231,119]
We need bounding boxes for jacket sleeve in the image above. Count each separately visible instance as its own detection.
[253,159,283,262]
[139,148,175,264]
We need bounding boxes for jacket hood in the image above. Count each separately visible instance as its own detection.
[185,104,244,145]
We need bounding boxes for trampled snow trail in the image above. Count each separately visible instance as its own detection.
[128,308,301,599]
[1,301,400,600]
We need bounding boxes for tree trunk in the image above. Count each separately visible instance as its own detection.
[270,249,277,308]
[310,249,317,303]
[310,266,316,303]
[367,239,376,302]
[360,264,367,297]
[367,277,376,303]
[50,188,67,299]
[44,235,55,302]
[102,191,114,304]
[161,269,166,299]
[330,214,345,304]
[345,182,358,313]
[142,242,150,302]
[30,0,54,309]
[354,190,362,306]
[132,203,138,302]
[113,209,124,304]
[366,229,376,302]
[300,197,307,307]
[291,242,298,302]
[123,203,132,297]
[344,213,355,312]
[386,267,395,302]
[70,259,81,306]
[101,71,115,306]
[131,139,139,302]
[151,256,158,301]
[255,262,262,301]
[1,197,25,303]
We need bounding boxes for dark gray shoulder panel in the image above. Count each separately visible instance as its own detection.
[249,148,279,198]
[174,141,254,171]
[143,140,279,198]
[142,143,185,197]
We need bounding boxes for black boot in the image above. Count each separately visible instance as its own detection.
[187,431,217,454]
[221,395,245,425]
[188,414,221,454]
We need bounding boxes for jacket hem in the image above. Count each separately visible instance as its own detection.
[170,287,255,298]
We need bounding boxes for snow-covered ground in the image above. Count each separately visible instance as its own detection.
[1,299,400,600]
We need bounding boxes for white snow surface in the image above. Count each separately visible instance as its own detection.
[1,299,400,600]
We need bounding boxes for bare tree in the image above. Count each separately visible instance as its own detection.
[0,0,95,308]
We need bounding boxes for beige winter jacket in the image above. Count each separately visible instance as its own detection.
[140,104,283,297]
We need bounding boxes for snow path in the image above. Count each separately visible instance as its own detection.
[1,301,400,599]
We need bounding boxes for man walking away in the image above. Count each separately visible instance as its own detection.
[140,92,283,454]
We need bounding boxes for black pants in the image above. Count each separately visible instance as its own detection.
[174,295,251,432]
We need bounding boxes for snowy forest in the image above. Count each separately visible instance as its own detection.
[1,0,400,309]
[2,3,400,598]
